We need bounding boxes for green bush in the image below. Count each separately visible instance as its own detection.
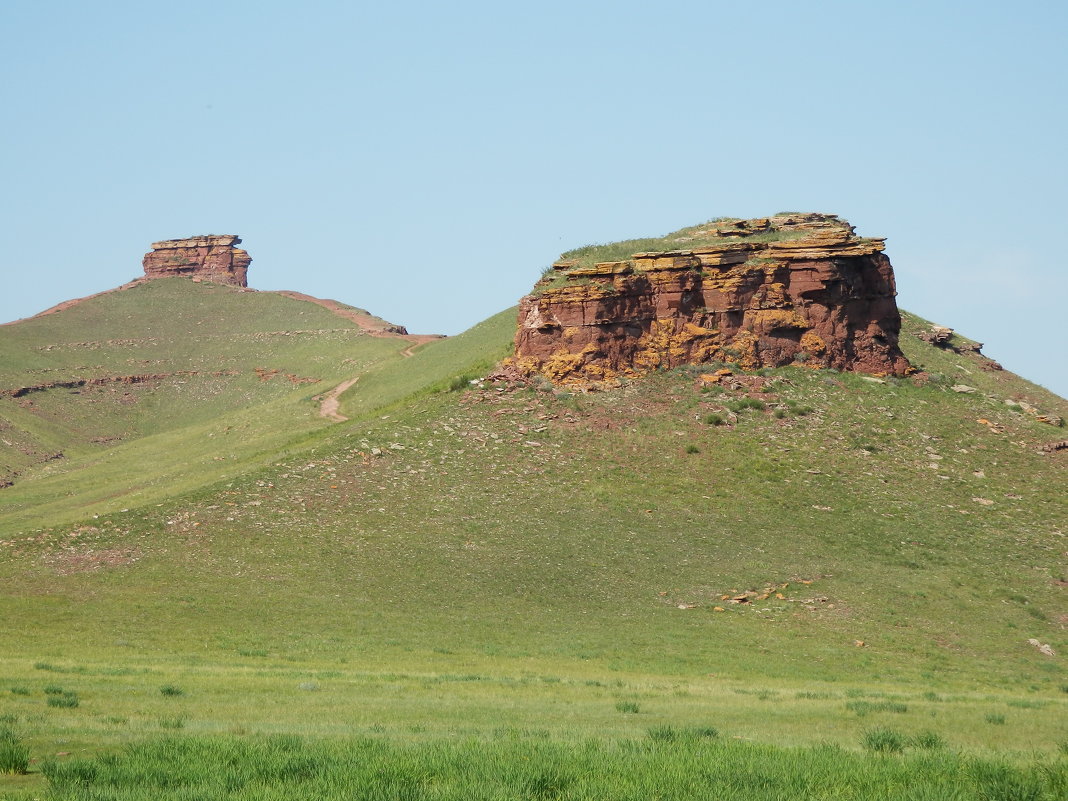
[614,701,639,714]
[847,700,908,717]
[159,684,185,697]
[704,413,725,426]
[0,727,29,775]
[648,725,719,743]
[47,691,79,708]
[909,731,946,750]
[786,400,814,416]
[863,728,905,753]
[447,373,480,392]
[685,444,700,454]
[726,397,766,413]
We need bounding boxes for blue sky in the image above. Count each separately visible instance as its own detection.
[3,1,1065,397]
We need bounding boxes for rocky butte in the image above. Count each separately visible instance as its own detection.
[513,213,911,383]
[142,235,251,287]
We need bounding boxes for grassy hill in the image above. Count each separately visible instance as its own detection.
[1,277,1066,799]
[0,279,431,530]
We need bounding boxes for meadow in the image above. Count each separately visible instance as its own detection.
[1,285,1066,799]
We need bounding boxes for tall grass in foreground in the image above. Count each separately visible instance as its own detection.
[42,734,1068,800]
[0,727,29,775]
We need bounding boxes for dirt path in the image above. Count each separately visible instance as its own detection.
[315,336,436,421]
[297,288,441,421]
[270,291,410,336]
[318,377,362,422]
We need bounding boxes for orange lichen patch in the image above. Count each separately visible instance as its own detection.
[633,319,720,372]
[729,331,761,370]
[800,330,827,356]
[634,319,679,369]
[577,362,619,382]
[562,327,581,341]
[541,346,594,382]
[682,322,716,338]
[752,308,809,331]
[752,282,791,309]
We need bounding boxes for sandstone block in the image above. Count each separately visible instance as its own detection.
[514,213,910,383]
[142,235,251,287]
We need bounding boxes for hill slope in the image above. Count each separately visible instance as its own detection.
[0,279,424,528]
[0,276,1066,798]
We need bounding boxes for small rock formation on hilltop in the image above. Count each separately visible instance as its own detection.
[513,213,911,383]
[142,235,251,286]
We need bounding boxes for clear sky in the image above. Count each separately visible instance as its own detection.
[3,1,1065,397]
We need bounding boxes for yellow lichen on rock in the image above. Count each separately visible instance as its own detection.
[752,282,791,309]
[752,308,809,331]
[541,347,593,382]
[800,330,827,356]
[728,331,761,370]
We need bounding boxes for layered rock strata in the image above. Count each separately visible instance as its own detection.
[142,235,251,286]
[514,213,910,382]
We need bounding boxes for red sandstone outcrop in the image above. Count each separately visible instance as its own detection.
[142,235,251,286]
[513,213,910,383]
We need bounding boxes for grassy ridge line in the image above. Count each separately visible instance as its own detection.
[336,307,517,420]
[36,733,1068,801]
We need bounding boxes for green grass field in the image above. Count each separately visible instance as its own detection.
[1,280,1066,799]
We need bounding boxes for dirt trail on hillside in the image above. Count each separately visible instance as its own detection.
[315,336,435,422]
[278,294,442,422]
[3,278,442,422]
[319,377,362,422]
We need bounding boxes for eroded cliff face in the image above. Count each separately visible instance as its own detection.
[513,214,910,383]
[142,235,251,286]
